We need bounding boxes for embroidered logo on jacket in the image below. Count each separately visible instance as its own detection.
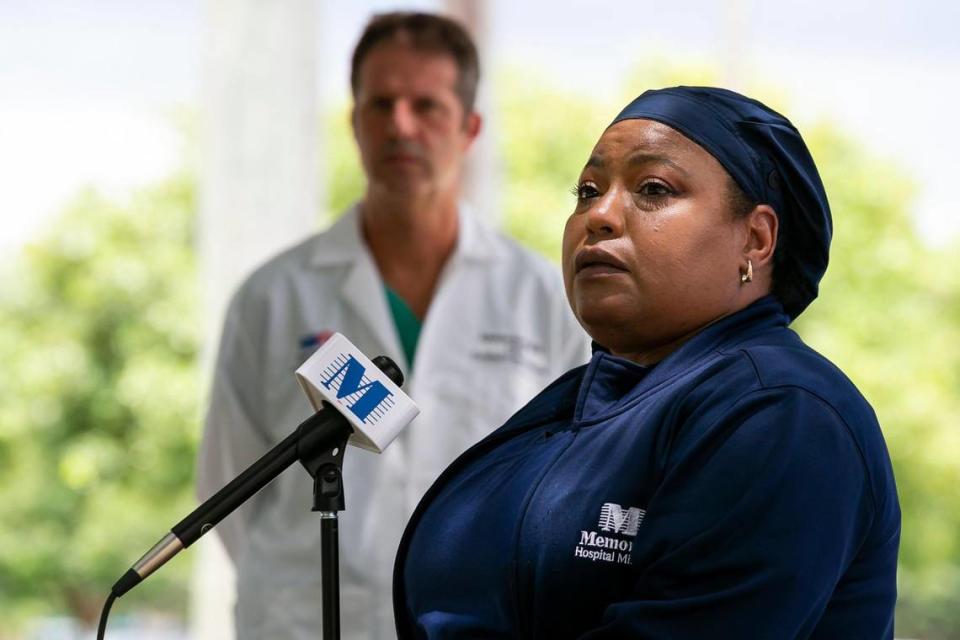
[573,502,646,566]
[598,502,645,536]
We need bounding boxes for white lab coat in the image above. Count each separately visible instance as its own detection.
[197,204,591,640]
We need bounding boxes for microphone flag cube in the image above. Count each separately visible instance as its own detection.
[295,333,419,453]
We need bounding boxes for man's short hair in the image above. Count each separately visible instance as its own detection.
[350,12,480,114]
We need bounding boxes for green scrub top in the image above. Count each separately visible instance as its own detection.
[384,285,421,370]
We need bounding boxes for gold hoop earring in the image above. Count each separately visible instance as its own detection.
[740,259,753,284]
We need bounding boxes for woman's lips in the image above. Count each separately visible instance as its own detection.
[574,248,629,276]
[579,264,626,276]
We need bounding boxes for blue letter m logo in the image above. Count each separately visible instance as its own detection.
[320,355,393,422]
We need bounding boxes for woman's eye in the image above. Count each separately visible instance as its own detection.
[572,183,599,200]
[639,181,672,197]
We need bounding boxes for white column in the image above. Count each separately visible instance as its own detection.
[192,1,319,639]
[199,0,320,342]
[443,0,502,226]
[721,0,749,90]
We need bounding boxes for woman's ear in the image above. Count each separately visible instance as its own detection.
[743,204,778,268]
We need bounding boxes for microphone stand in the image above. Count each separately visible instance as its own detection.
[96,352,408,640]
[290,352,404,639]
[297,414,351,640]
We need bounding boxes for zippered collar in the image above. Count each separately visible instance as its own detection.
[494,296,790,438]
[574,295,790,424]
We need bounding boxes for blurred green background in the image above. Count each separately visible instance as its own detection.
[1,64,959,639]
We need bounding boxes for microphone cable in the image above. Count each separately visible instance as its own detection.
[96,591,117,640]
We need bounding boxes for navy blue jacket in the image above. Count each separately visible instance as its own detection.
[394,297,900,639]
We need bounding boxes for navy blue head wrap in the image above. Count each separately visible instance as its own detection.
[612,86,832,319]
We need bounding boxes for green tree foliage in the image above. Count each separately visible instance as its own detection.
[798,126,960,638]
[496,69,610,261]
[324,107,365,218]
[0,174,200,631]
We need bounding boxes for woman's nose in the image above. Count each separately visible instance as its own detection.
[584,189,625,238]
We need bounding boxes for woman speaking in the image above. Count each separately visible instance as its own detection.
[393,87,900,639]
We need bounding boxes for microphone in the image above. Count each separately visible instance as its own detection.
[110,333,419,599]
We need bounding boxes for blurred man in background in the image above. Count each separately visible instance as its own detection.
[197,11,590,639]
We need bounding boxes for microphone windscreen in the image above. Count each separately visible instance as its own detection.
[296,332,419,453]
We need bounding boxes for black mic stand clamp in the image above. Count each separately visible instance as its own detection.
[297,402,351,640]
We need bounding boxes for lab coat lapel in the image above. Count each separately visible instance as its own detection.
[310,206,404,366]
[414,204,496,344]
[339,249,405,367]
[383,204,495,379]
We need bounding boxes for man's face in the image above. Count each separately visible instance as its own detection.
[352,40,480,199]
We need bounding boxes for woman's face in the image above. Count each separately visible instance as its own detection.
[562,118,758,363]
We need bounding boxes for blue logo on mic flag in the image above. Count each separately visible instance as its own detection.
[320,354,395,423]
[296,332,420,453]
